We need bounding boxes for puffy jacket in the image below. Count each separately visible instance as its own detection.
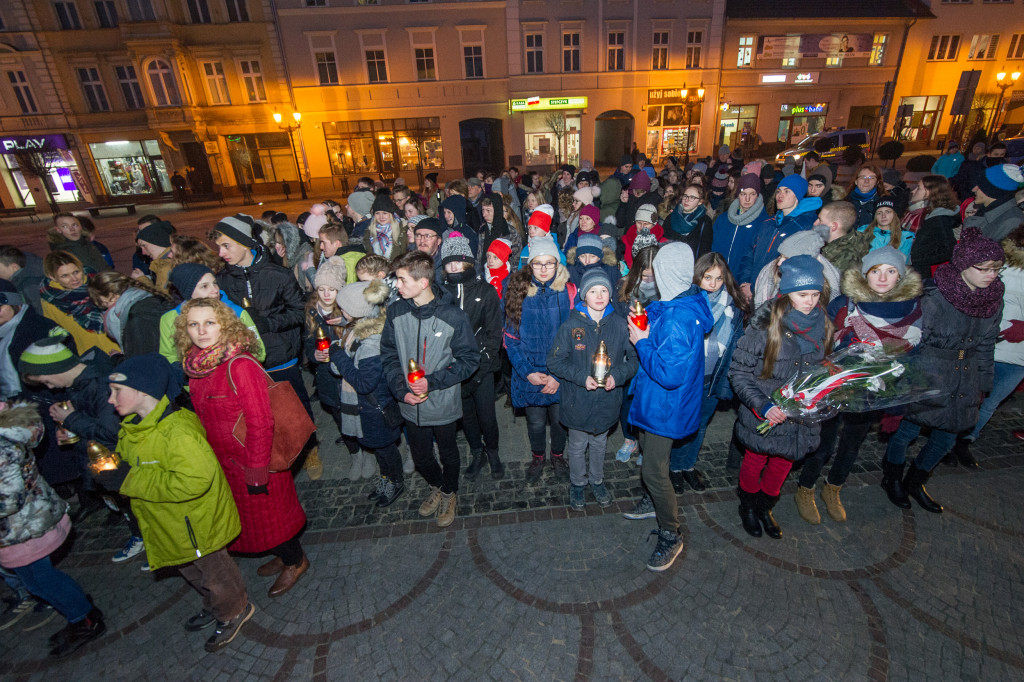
[61,350,121,450]
[381,284,480,426]
[441,270,502,383]
[628,285,714,439]
[547,309,638,433]
[159,293,265,366]
[909,208,958,279]
[739,198,822,285]
[711,200,766,276]
[216,249,306,370]
[117,397,240,571]
[996,240,1024,366]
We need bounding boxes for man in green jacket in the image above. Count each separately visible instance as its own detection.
[94,353,254,653]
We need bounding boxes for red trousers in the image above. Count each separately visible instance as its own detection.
[739,450,793,497]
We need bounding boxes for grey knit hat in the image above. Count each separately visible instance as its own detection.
[440,231,475,266]
[860,246,907,277]
[528,235,561,264]
[336,279,387,319]
[314,256,348,291]
[579,268,613,302]
[778,230,825,258]
[634,204,659,225]
[576,233,604,260]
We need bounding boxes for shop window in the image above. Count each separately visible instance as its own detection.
[562,32,580,73]
[3,141,81,206]
[54,1,82,30]
[870,34,887,66]
[323,118,442,176]
[737,36,753,68]
[316,51,338,85]
[78,67,110,112]
[464,46,483,79]
[126,0,156,21]
[186,0,211,24]
[927,35,960,61]
[525,33,544,73]
[116,65,145,109]
[777,103,828,145]
[225,0,248,22]
[225,133,296,184]
[88,140,172,196]
[146,60,181,107]
[967,34,1000,60]
[94,1,118,27]
[202,61,230,105]
[718,104,759,150]
[896,95,946,143]
[366,50,387,83]
[607,31,624,71]
[415,48,436,81]
[826,55,843,68]
[652,31,669,70]
[524,111,580,167]
[1009,34,1024,60]
[239,60,267,102]
[646,102,701,161]
[686,31,702,69]
[7,71,39,114]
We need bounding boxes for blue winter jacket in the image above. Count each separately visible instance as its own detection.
[627,285,714,439]
[739,197,822,285]
[711,203,766,277]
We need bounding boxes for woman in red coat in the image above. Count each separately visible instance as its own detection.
[175,298,309,597]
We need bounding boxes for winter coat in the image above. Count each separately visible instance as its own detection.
[117,397,241,571]
[441,271,502,390]
[61,350,121,450]
[628,285,714,440]
[361,219,409,261]
[439,196,480,254]
[505,266,575,408]
[40,281,120,356]
[329,312,402,449]
[598,178,622,224]
[739,198,822,285]
[305,310,341,408]
[48,236,110,274]
[848,190,882,229]
[861,226,914,260]
[9,253,45,315]
[159,293,265,366]
[0,404,67,549]
[964,197,1024,242]
[476,195,512,266]
[904,285,1001,433]
[909,208,958,279]
[216,249,306,370]
[729,303,825,460]
[275,221,316,291]
[381,284,480,427]
[566,245,621,294]
[828,268,924,351]
[996,239,1024,366]
[821,229,872,277]
[188,352,306,553]
[666,209,714,261]
[107,294,173,358]
[931,151,964,179]
[753,255,841,308]
[705,297,746,402]
[547,309,638,434]
[711,199,766,276]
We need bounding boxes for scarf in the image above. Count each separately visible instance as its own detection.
[934,263,1005,318]
[850,186,877,203]
[839,299,923,351]
[728,196,764,226]
[901,204,926,233]
[674,204,706,235]
[40,280,105,332]
[637,281,658,303]
[372,220,394,258]
[182,341,247,378]
[103,287,152,348]
[0,306,28,397]
[704,288,735,376]
[485,263,509,298]
[783,307,825,354]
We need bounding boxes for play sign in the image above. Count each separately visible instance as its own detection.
[0,134,70,152]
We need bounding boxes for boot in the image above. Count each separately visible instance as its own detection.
[525,452,545,483]
[346,450,364,481]
[464,450,485,480]
[303,446,323,481]
[952,438,980,469]
[737,489,762,538]
[361,451,377,479]
[49,607,105,659]
[756,492,783,540]
[821,483,847,522]
[903,464,943,514]
[71,490,105,524]
[794,485,821,525]
[485,448,505,478]
[880,460,911,509]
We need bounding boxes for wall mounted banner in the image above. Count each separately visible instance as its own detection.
[758,34,873,59]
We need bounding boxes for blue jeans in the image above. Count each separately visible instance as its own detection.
[669,391,719,472]
[967,362,1024,442]
[1,567,30,601]
[619,391,636,441]
[884,420,958,473]
[11,556,92,622]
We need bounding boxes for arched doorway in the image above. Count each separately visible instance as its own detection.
[594,110,634,166]
[459,118,505,176]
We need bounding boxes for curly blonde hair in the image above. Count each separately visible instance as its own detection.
[173,298,259,358]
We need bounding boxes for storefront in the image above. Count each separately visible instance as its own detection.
[509,97,585,168]
[778,103,829,145]
[323,118,443,182]
[88,139,171,197]
[895,95,947,143]
[224,132,298,187]
[1,134,85,206]
[718,104,760,149]
[645,89,702,162]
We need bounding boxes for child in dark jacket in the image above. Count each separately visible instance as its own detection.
[729,255,832,541]
[566,233,621,303]
[548,269,637,510]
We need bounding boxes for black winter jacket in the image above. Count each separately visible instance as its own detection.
[121,296,174,357]
[441,270,502,394]
[62,350,121,450]
[909,208,958,279]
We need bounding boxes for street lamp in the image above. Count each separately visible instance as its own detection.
[680,83,705,165]
[990,70,1021,137]
[273,110,307,200]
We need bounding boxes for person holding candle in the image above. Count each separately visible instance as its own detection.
[547,269,638,510]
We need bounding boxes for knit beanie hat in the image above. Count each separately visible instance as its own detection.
[630,173,652,191]
[619,154,633,167]
[719,144,731,157]
[169,263,213,299]
[573,187,595,205]
[579,204,600,226]
[109,353,182,401]
[579,268,613,302]
[951,227,1005,271]
[303,203,329,240]
[737,173,761,193]
[576,233,604,260]
[778,230,825,258]
[413,216,445,238]
[632,231,660,257]
[692,161,708,175]
[136,220,173,248]
[487,237,513,264]
[528,235,561,264]
[976,163,1024,200]
[779,254,824,294]
[777,174,808,199]
[371,194,400,217]
[441,231,475,266]
[527,204,555,233]
[743,160,766,177]
[315,256,348,291]
[634,204,659,225]
[874,198,897,215]
[807,172,832,194]
[19,337,79,377]
[653,242,694,300]
[347,189,374,219]
[337,279,387,319]
[214,214,257,248]
[0,279,24,307]
[860,246,907,277]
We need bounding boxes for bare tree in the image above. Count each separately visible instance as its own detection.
[545,112,566,166]
[11,143,64,214]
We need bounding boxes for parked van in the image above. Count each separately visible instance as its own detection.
[775,128,870,164]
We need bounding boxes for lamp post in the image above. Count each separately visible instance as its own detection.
[990,70,1021,138]
[680,83,705,165]
[273,110,307,200]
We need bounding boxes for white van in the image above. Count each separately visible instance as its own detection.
[775,129,870,164]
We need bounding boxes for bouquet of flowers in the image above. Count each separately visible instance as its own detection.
[756,342,942,434]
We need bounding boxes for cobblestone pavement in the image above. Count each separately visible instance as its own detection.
[1,208,1023,680]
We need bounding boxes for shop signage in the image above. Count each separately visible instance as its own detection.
[648,88,685,105]
[760,72,819,85]
[758,34,873,59]
[781,103,828,116]
[509,96,587,112]
[0,134,69,152]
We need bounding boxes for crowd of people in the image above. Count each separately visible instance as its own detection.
[1,140,1023,660]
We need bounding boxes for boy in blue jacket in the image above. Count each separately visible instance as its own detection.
[622,242,713,572]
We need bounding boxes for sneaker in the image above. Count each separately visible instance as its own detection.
[591,482,612,508]
[49,607,106,659]
[615,438,638,463]
[140,560,150,572]
[569,484,586,511]
[418,486,443,517]
[376,479,405,508]
[436,492,457,528]
[367,475,387,502]
[183,609,217,632]
[0,597,37,631]
[550,454,570,482]
[646,528,684,572]
[525,455,545,483]
[669,470,687,494]
[111,536,145,563]
[623,493,656,520]
[204,602,255,653]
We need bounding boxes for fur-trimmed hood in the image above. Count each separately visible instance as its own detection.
[0,403,41,443]
[747,300,773,331]
[565,245,618,267]
[349,279,389,340]
[527,264,570,297]
[840,267,924,304]
[1003,234,1024,270]
[352,313,386,341]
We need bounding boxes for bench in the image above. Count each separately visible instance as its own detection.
[182,191,225,209]
[87,203,137,217]
[0,207,38,222]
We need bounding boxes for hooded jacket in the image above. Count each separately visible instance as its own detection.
[712,197,766,275]
[440,195,480,255]
[821,229,872,276]
[477,193,513,266]
[739,197,822,285]
[598,178,622,224]
[441,269,503,388]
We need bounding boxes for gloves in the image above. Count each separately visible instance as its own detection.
[998,319,1024,344]
[247,483,269,495]
[94,462,132,491]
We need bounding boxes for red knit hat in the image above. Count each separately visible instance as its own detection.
[487,237,513,263]
[527,204,554,233]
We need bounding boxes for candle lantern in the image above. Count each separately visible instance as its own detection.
[315,326,330,353]
[407,358,428,397]
[592,340,611,387]
[242,296,252,308]
[630,301,648,330]
[86,440,121,475]
[56,401,80,445]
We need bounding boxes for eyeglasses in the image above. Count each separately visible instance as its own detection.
[972,265,1006,275]
[531,261,558,271]
[856,175,877,181]
[681,194,701,201]
[414,233,439,241]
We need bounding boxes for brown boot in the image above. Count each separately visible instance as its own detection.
[794,485,821,525]
[437,492,457,528]
[256,556,284,577]
[821,483,847,522]
[303,447,323,481]
[268,555,309,598]
[418,486,442,517]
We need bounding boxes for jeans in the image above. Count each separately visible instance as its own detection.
[0,567,30,601]
[524,404,567,455]
[639,430,679,533]
[669,390,718,471]
[406,421,460,494]
[11,557,92,623]
[619,392,636,441]
[739,450,794,497]
[371,442,404,484]
[461,372,499,454]
[797,412,875,488]
[566,428,609,486]
[178,548,249,622]
[884,420,958,472]
[967,362,1024,442]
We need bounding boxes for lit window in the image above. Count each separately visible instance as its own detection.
[737,36,753,67]
[652,31,669,70]
[239,60,267,102]
[967,34,1000,60]
[869,34,887,66]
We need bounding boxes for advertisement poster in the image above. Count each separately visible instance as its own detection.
[758,34,873,59]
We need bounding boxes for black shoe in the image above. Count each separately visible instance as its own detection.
[375,479,405,508]
[669,470,686,494]
[367,476,386,502]
[334,435,345,445]
[940,453,958,467]
[681,469,708,492]
[71,494,105,525]
[464,450,485,480]
[737,489,762,538]
[183,609,217,632]
[904,464,943,514]
[953,439,980,469]
[204,602,256,653]
[756,492,783,540]
[486,448,505,479]
[525,454,545,483]
[880,460,911,509]
[550,454,570,482]
[49,607,105,659]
